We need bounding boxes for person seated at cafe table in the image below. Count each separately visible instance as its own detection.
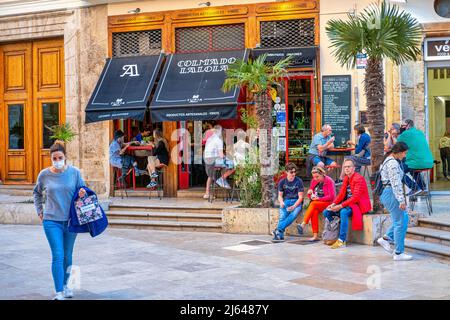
[322,158,372,249]
[308,124,338,170]
[335,124,371,185]
[146,128,169,189]
[131,126,143,143]
[297,166,335,242]
[109,130,146,183]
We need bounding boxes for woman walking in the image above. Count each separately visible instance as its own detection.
[33,141,86,299]
[297,166,335,241]
[377,142,413,261]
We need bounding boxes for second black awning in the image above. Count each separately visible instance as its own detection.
[150,49,249,122]
[85,54,164,124]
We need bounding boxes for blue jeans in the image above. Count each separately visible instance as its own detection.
[277,198,303,237]
[43,220,77,293]
[401,160,425,191]
[323,207,352,242]
[380,187,409,254]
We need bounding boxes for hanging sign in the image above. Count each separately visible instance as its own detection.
[276,111,286,124]
[356,53,367,69]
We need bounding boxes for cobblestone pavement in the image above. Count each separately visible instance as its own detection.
[1,224,450,300]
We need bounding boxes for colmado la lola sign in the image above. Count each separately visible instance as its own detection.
[425,38,450,61]
[177,57,236,74]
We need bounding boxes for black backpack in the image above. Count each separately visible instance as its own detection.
[371,158,395,196]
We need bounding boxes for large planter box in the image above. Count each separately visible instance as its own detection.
[222,207,419,246]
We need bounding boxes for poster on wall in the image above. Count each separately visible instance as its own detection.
[321,75,352,149]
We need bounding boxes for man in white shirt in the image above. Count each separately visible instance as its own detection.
[203,125,233,199]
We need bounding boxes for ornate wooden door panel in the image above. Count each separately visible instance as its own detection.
[0,38,64,184]
[0,43,33,183]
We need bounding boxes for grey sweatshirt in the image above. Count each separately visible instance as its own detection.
[33,166,85,221]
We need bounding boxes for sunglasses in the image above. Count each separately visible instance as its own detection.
[288,170,296,174]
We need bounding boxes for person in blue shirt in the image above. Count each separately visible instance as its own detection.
[272,162,304,243]
[308,124,337,168]
[335,124,371,185]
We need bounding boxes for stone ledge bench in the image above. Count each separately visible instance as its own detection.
[222,207,419,246]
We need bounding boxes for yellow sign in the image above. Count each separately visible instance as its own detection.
[110,14,164,25]
[256,1,317,14]
[172,7,248,20]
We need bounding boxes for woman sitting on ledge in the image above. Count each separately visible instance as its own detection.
[297,166,335,242]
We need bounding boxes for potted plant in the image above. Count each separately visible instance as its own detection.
[45,123,77,145]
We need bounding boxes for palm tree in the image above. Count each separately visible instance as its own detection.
[222,54,292,207]
[326,0,422,211]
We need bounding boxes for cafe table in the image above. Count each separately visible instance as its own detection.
[328,147,355,180]
[127,144,153,190]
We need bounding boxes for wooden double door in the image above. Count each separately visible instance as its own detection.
[0,38,65,184]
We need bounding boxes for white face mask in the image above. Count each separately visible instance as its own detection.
[52,159,65,170]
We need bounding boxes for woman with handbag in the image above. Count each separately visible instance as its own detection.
[33,141,86,300]
[297,166,335,241]
[376,142,413,261]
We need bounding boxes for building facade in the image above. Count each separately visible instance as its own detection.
[0,0,449,196]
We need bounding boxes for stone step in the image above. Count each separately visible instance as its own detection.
[0,184,34,196]
[406,227,450,246]
[177,188,231,199]
[418,218,450,232]
[108,219,223,232]
[404,239,450,260]
[108,203,223,214]
[107,210,222,223]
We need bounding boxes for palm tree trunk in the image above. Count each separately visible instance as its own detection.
[364,58,384,213]
[255,92,274,208]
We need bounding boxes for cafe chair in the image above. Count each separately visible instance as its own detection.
[112,167,132,199]
[408,168,433,216]
[226,174,240,203]
[148,164,166,200]
[209,167,228,203]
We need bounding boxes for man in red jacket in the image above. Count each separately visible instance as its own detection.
[323,158,372,249]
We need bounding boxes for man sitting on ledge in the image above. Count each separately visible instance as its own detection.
[322,158,372,249]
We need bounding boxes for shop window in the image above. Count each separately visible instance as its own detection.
[260,19,315,48]
[8,104,24,150]
[42,102,59,149]
[447,68,450,78]
[175,24,245,53]
[112,30,162,57]
[434,69,439,79]
[441,68,446,79]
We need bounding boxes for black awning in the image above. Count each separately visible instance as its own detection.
[252,46,317,68]
[150,49,249,122]
[85,54,164,123]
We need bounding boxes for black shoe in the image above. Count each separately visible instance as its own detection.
[297,224,304,236]
[271,230,285,243]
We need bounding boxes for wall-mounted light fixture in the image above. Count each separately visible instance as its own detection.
[128,8,141,14]
[199,2,211,7]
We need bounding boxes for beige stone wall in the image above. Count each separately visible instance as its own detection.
[64,5,110,197]
[0,10,71,42]
[400,60,426,131]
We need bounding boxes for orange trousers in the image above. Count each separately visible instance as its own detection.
[303,200,332,233]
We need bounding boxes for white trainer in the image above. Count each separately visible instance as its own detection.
[53,292,65,300]
[377,237,393,255]
[216,178,225,188]
[393,252,413,261]
[64,286,73,298]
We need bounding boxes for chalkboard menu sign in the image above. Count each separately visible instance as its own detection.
[321,75,352,148]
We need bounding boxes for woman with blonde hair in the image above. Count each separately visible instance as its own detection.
[146,128,169,188]
[297,166,335,241]
[439,131,450,179]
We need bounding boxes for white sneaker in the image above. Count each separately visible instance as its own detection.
[222,179,231,189]
[53,292,65,300]
[216,178,225,188]
[64,286,73,298]
[393,252,413,261]
[377,237,393,255]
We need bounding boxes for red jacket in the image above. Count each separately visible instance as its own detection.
[333,172,372,231]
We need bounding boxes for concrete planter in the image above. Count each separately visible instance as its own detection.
[222,206,419,246]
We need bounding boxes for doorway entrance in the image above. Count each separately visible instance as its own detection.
[427,68,450,191]
[0,39,65,184]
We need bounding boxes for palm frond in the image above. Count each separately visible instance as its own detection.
[326,0,422,67]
